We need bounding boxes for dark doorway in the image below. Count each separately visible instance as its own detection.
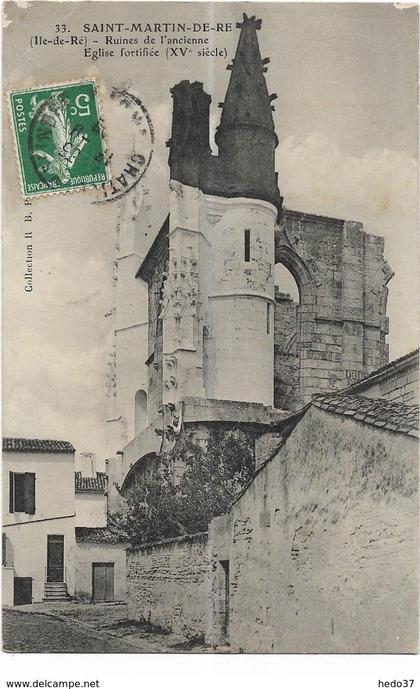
[13,577,32,605]
[92,563,114,602]
[47,535,64,582]
[220,560,230,642]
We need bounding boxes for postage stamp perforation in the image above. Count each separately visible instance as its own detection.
[8,77,112,199]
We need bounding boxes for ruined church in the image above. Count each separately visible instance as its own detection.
[105,15,418,653]
[107,13,393,493]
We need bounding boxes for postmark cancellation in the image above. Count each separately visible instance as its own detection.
[9,79,110,197]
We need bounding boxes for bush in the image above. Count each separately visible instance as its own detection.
[109,429,254,546]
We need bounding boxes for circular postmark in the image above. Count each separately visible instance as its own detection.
[93,85,154,204]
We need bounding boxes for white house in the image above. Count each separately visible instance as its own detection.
[75,452,107,528]
[75,527,129,603]
[2,440,129,606]
[74,452,129,602]
[2,437,76,605]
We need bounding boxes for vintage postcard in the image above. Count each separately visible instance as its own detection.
[2,0,419,663]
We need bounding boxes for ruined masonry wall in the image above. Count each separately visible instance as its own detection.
[208,408,418,652]
[275,211,392,405]
[127,532,209,637]
[274,290,300,410]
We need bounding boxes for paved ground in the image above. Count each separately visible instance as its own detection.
[3,607,140,653]
[2,602,206,654]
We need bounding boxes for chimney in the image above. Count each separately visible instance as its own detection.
[80,452,96,478]
[167,80,211,187]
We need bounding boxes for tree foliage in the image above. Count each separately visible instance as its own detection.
[108,429,255,547]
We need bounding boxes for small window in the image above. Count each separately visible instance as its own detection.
[244,229,251,262]
[134,389,148,435]
[9,472,35,514]
[266,303,271,334]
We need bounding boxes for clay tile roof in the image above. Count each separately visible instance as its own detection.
[75,471,107,493]
[363,348,418,379]
[75,527,129,545]
[312,393,419,438]
[346,349,419,394]
[3,437,75,453]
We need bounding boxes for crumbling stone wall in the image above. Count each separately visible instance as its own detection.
[127,532,209,638]
[274,210,393,406]
[139,206,393,415]
[207,408,418,652]
[274,288,300,410]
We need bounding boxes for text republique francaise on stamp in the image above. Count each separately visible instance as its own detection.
[9,80,110,197]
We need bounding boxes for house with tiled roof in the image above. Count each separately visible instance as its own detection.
[3,443,129,606]
[2,437,76,605]
[74,525,130,603]
[74,453,108,529]
[72,452,129,602]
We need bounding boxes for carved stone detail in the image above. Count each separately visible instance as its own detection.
[160,250,201,321]
[105,346,116,398]
[163,355,178,391]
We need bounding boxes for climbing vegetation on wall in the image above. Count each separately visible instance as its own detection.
[109,429,255,546]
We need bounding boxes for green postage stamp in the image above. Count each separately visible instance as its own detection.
[9,80,110,196]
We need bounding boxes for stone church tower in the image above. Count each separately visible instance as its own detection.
[158,13,282,410]
[107,14,393,495]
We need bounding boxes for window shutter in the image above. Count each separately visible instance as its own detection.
[24,473,36,514]
[2,533,6,566]
[9,472,14,513]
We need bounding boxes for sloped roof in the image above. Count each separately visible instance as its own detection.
[75,471,107,493]
[229,392,418,513]
[136,214,169,282]
[346,349,419,395]
[312,393,418,438]
[75,527,129,545]
[3,437,75,453]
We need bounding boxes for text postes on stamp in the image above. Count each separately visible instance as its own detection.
[9,80,110,197]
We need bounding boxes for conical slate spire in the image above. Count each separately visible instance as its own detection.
[216,14,277,142]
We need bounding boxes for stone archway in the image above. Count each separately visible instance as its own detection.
[134,389,148,436]
[120,451,157,495]
[274,243,316,309]
[273,209,392,404]
[274,245,316,410]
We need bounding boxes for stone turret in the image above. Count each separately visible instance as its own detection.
[122,11,394,497]
[214,14,282,212]
[166,14,283,216]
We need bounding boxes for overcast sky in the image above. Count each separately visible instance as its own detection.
[3,2,418,463]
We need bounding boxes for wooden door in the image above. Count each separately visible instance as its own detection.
[220,560,230,641]
[92,563,114,602]
[47,535,64,582]
[14,577,32,605]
